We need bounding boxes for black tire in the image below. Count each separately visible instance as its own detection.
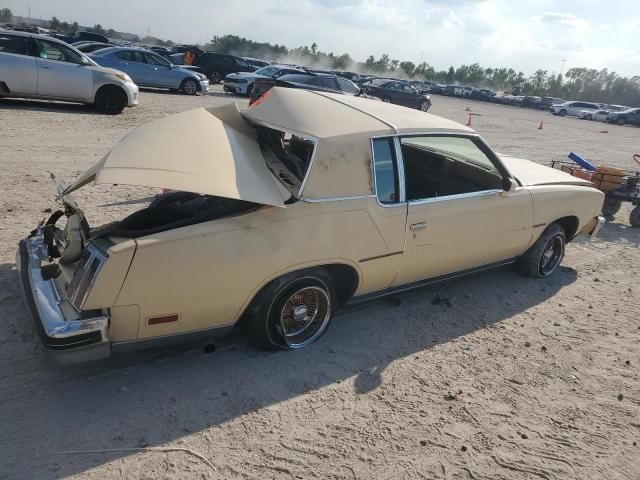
[617,117,625,126]
[517,224,566,278]
[246,83,254,98]
[244,268,335,350]
[95,86,126,115]
[381,96,391,103]
[630,206,640,228]
[207,71,221,84]
[418,100,430,112]
[559,109,567,117]
[585,114,592,120]
[602,196,622,220]
[180,78,199,96]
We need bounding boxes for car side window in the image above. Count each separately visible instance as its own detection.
[145,52,170,66]
[402,84,414,92]
[0,34,29,56]
[116,51,146,63]
[321,77,338,89]
[401,136,503,201]
[308,77,325,87]
[337,77,359,94]
[372,138,400,204]
[34,39,83,64]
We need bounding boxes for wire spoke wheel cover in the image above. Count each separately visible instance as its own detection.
[539,235,564,276]
[279,286,331,348]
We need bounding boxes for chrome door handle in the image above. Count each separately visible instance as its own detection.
[410,222,427,231]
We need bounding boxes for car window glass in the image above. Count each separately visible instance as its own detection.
[0,34,29,55]
[35,39,83,64]
[256,66,278,77]
[308,77,325,87]
[337,77,359,94]
[372,138,399,204]
[116,51,146,63]
[401,136,502,201]
[402,84,414,92]
[233,57,249,67]
[145,52,170,67]
[321,77,338,89]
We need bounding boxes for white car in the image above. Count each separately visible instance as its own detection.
[578,109,609,121]
[0,29,138,114]
[550,101,599,117]
[223,65,305,96]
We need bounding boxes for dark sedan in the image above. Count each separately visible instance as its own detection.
[606,108,640,126]
[249,73,360,105]
[364,79,431,111]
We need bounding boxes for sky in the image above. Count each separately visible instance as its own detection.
[4,0,640,76]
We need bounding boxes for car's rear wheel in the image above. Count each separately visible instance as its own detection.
[208,71,222,84]
[559,109,567,117]
[180,78,199,95]
[516,224,566,278]
[630,205,640,228]
[95,86,127,115]
[244,269,335,350]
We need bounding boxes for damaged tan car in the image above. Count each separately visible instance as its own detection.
[18,88,605,365]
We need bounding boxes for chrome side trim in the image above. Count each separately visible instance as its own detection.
[408,189,502,206]
[301,194,375,203]
[370,131,479,139]
[308,90,399,133]
[350,257,517,304]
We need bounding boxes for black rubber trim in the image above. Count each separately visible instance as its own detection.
[18,240,102,350]
[359,251,403,263]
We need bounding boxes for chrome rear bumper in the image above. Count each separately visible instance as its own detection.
[16,231,111,365]
[589,215,606,237]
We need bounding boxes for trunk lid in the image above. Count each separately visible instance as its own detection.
[62,103,290,207]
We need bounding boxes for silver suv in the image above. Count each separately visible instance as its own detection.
[0,30,138,114]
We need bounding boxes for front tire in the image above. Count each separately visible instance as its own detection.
[517,224,566,278]
[559,109,567,117]
[585,114,593,120]
[630,206,640,228]
[180,78,199,95]
[244,269,335,350]
[617,117,625,126]
[246,83,254,98]
[418,100,430,112]
[95,86,127,115]
[382,96,391,103]
[208,71,222,84]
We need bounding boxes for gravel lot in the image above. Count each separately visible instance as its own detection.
[1,87,638,479]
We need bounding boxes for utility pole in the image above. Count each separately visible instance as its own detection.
[560,59,566,76]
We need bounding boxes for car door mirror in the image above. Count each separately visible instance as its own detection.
[79,56,90,66]
[502,177,517,193]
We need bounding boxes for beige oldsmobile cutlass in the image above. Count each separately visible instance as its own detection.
[18,88,605,365]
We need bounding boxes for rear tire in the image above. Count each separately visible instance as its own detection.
[517,224,566,278]
[630,206,640,228]
[244,269,335,350]
[95,86,126,115]
[208,71,222,84]
[180,78,199,95]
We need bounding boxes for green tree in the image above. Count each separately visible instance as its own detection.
[0,8,13,22]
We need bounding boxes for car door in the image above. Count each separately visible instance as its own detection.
[392,134,534,286]
[385,82,406,106]
[114,50,149,85]
[400,83,420,107]
[143,51,177,88]
[0,33,37,95]
[33,38,93,101]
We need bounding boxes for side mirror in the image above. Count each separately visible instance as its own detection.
[502,177,517,193]
[79,56,90,66]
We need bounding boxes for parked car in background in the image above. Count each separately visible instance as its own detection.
[579,109,609,121]
[363,79,431,111]
[0,30,138,114]
[606,108,640,126]
[522,96,542,108]
[223,64,305,96]
[250,72,360,104]
[606,104,630,112]
[90,47,208,95]
[75,42,111,54]
[243,57,270,69]
[550,101,599,117]
[538,96,564,111]
[190,51,255,83]
[18,87,605,365]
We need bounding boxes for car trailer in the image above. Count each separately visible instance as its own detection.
[551,153,640,227]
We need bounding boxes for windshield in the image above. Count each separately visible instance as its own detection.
[255,66,278,77]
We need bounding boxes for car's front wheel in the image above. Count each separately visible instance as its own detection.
[418,100,430,112]
[517,224,566,278]
[381,96,391,103]
[246,83,254,98]
[617,117,626,126]
[558,109,567,117]
[244,269,335,350]
[95,86,127,115]
[180,78,199,95]
[585,114,593,120]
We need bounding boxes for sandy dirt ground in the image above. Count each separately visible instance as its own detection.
[0,87,638,480]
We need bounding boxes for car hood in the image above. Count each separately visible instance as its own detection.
[61,104,290,207]
[499,155,593,187]
[226,72,263,80]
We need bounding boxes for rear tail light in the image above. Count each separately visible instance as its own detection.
[66,244,107,310]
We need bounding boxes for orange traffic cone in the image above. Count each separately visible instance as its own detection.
[465,114,472,127]
[538,120,544,130]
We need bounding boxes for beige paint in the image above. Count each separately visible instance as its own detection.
[64,89,604,344]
